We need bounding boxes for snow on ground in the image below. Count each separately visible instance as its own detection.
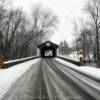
[68,52,80,60]
[55,58,100,80]
[59,52,80,61]
[4,56,38,64]
[0,58,40,99]
[58,55,80,62]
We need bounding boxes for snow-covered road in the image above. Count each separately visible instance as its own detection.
[1,58,100,100]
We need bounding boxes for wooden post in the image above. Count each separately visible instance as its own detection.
[80,57,84,65]
[0,55,4,68]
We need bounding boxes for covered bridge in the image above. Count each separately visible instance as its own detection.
[38,41,59,58]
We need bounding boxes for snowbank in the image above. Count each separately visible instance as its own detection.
[0,58,40,99]
[55,58,100,80]
[4,56,37,64]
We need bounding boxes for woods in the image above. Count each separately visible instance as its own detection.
[0,1,58,60]
[72,0,100,66]
[59,40,71,55]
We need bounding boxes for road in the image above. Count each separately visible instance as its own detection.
[1,58,100,100]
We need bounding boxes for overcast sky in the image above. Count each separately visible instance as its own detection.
[11,0,87,45]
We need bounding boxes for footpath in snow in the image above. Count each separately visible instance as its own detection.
[0,58,40,99]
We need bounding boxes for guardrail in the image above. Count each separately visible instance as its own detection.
[1,56,39,69]
[57,56,80,66]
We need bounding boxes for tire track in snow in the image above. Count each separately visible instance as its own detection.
[1,60,41,100]
[45,59,97,100]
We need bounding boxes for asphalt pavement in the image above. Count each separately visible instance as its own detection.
[1,58,100,100]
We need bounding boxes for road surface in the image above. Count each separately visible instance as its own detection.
[1,58,100,100]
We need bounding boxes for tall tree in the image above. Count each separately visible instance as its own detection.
[59,40,70,55]
[0,2,59,60]
[84,0,100,63]
[19,5,58,57]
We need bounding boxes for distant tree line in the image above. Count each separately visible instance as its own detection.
[59,40,71,55]
[72,0,100,66]
[0,0,58,60]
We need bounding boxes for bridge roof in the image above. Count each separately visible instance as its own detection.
[38,41,59,48]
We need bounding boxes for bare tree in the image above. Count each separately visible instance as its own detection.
[72,19,94,62]
[2,9,27,59]
[72,20,81,57]
[0,0,9,58]
[84,0,100,63]
[19,5,58,57]
[0,2,58,60]
[59,40,70,55]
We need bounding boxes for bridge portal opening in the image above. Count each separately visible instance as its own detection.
[38,41,58,58]
[45,50,53,57]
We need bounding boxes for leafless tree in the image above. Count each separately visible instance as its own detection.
[59,40,70,55]
[0,2,58,60]
[84,0,100,63]
[72,19,95,62]
[19,5,58,57]
[72,20,81,57]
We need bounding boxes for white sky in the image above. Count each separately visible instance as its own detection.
[11,0,87,45]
